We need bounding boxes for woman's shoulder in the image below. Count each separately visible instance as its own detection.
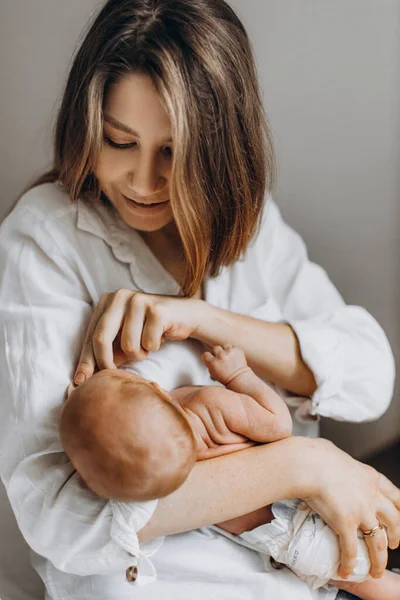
[244,195,282,259]
[258,196,282,236]
[0,183,83,263]
[11,182,77,225]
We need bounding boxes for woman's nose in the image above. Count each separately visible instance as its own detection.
[129,154,167,197]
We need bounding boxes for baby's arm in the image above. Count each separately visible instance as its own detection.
[203,345,292,442]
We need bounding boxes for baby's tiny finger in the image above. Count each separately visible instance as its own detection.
[202,351,214,363]
[212,345,224,357]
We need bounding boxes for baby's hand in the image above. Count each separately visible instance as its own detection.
[202,345,248,385]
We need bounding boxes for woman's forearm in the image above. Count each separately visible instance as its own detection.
[138,436,309,542]
[192,301,316,396]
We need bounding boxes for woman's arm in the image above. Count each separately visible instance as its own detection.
[140,436,400,580]
[193,307,315,396]
[139,436,304,540]
[192,199,395,415]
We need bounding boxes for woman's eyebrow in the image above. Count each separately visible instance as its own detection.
[103,114,172,143]
[104,114,139,136]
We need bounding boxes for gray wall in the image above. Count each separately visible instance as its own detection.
[230,0,400,458]
[1,0,399,458]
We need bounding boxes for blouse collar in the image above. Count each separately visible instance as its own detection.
[76,198,181,296]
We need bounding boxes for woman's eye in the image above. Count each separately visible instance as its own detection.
[104,136,137,150]
[162,146,173,158]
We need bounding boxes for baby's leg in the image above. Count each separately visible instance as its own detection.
[217,505,274,535]
[333,570,400,600]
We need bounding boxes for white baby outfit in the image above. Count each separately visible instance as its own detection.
[0,183,394,600]
[228,499,374,591]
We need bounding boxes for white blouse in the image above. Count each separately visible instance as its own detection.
[0,182,394,600]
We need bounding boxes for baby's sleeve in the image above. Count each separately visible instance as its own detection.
[121,338,210,391]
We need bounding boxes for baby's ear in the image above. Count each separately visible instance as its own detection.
[149,381,163,394]
[149,381,171,401]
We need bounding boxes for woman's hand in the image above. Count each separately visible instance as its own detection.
[73,289,206,384]
[300,438,400,580]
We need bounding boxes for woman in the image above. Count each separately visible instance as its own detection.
[0,1,398,599]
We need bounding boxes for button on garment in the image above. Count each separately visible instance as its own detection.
[0,182,394,600]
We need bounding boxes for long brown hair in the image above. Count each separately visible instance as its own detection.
[32,0,276,296]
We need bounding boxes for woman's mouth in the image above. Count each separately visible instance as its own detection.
[122,194,170,214]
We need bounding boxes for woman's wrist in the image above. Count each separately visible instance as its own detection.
[191,301,235,346]
[289,436,329,499]
[191,300,222,342]
[190,301,316,396]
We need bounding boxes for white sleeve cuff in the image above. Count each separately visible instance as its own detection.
[287,319,344,420]
[111,499,163,585]
[287,306,395,423]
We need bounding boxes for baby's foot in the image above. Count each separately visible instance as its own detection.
[202,345,248,384]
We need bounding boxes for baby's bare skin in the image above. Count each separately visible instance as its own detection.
[170,345,292,460]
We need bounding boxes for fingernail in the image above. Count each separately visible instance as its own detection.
[74,373,86,385]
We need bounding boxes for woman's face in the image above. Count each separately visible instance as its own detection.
[95,72,174,232]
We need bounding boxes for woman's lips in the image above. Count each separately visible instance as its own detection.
[122,194,170,214]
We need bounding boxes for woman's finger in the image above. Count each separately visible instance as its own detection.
[74,295,109,384]
[121,293,147,359]
[378,472,400,511]
[74,355,97,385]
[93,296,130,369]
[377,499,400,550]
[361,523,388,578]
[337,528,358,579]
[141,308,164,353]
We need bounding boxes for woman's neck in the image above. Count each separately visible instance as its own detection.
[139,224,185,284]
[139,225,203,299]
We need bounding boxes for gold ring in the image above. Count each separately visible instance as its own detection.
[362,523,384,538]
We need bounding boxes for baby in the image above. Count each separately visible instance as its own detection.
[60,345,292,501]
[60,345,399,600]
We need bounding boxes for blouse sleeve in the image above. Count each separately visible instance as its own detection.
[0,206,162,580]
[259,199,395,422]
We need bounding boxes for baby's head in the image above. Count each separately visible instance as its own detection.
[60,370,196,502]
